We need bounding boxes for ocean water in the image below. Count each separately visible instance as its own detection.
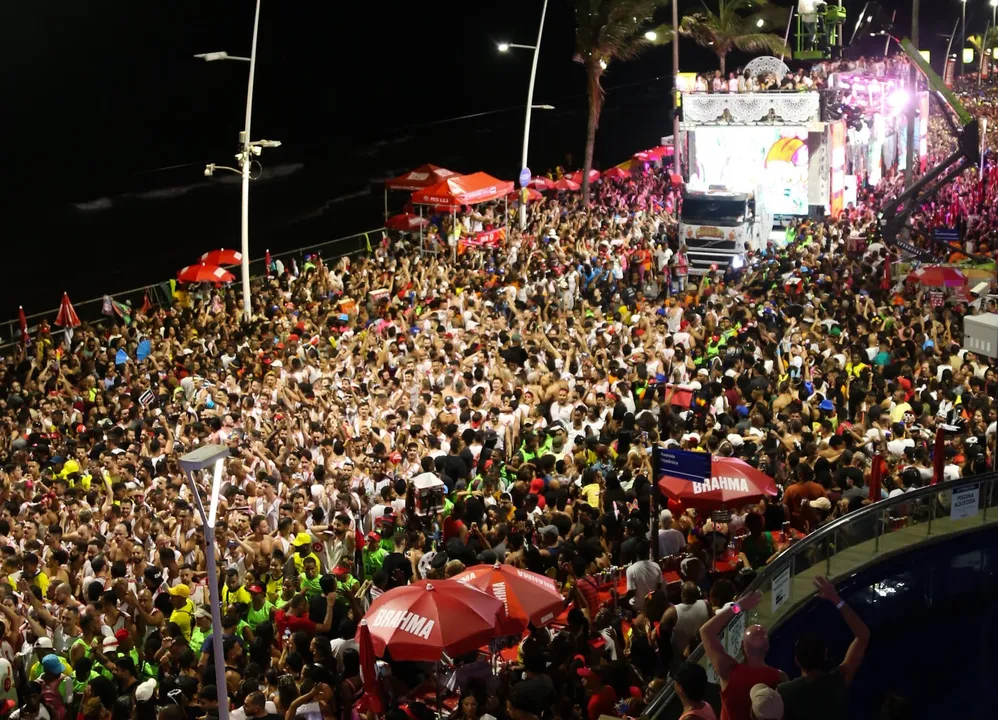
[3,82,670,315]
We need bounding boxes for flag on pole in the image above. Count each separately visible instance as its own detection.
[265,249,273,277]
[18,307,27,349]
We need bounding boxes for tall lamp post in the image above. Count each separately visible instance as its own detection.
[195,0,280,318]
[962,0,968,77]
[905,0,919,189]
[178,445,233,720]
[671,0,681,177]
[499,0,549,232]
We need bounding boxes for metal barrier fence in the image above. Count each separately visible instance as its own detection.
[646,472,998,718]
[0,228,382,351]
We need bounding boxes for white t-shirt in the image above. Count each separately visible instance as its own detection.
[625,560,662,611]
[0,658,14,704]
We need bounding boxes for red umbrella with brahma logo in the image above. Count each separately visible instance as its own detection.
[359,579,502,661]
[657,456,778,510]
[451,562,565,635]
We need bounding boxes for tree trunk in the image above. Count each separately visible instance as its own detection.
[718,50,727,76]
[582,61,605,207]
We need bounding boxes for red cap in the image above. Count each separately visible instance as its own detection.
[366,532,381,543]
[114,629,130,642]
[248,584,264,594]
[529,478,545,494]
[577,667,601,679]
[332,565,350,577]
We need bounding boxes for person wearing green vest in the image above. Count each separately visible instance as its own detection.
[246,584,275,630]
[299,556,323,601]
[189,607,213,653]
[362,532,388,580]
[332,564,359,607]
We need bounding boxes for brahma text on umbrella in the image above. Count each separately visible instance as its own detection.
[370,609,435,639]
[692,476,751,494]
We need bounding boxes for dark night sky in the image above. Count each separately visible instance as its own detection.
[0,0,971,310]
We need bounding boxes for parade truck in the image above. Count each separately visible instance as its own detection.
[678,187,772,275]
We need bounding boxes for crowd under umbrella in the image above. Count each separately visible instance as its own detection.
[198,248,244,266]
[54,292,80,346]
[450,562,565,636]
[177,263,235,284]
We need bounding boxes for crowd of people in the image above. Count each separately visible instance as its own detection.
[1,54,996,720]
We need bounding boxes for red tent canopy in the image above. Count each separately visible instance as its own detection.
[385,212,429,231]
[657,457,777,510]
[385,164,459,191]
[905,265,967,288]
[412,172,514,206]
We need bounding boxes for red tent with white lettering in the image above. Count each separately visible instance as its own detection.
[657,457,778,510]
[383,164,459,218]
[360,579,502,661]
[411,172,514,206]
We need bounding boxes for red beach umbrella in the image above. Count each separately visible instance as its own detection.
[657,457,778,510]
[177,263,235,284]
[451,563,565,635]
[360,580,502,662]
[198,248,243,266]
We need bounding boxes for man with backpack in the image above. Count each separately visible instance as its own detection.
[37,655,72,720]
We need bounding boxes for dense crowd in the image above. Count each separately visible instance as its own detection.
[0,58,995,720]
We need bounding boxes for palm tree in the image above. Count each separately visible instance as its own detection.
[968,29,998,73]
[679,0,789,76]
[572,0,672,206]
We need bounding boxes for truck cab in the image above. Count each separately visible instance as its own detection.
[678,188,770,275]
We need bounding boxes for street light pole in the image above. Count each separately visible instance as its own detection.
[179,445,234,720]
[962,0,967,77]
[672,0,681,177]
[239,0,263,318]
[519,0,548,232]
[905,0,919,189]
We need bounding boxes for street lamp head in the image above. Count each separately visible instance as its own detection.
[645,30,657,41]
[992,0,997,7]
[204,164,216,177]
[194,51,229,62]
[256,139,282,148]
[756,19,765,28]
[599,58,608,70]
[533,104,556,110]
[498,43,510,52]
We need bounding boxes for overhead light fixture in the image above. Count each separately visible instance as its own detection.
[645,30,657,41]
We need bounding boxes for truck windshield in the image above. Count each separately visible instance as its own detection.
[680,196,747,227]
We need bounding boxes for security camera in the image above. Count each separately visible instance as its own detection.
[204,164,216,177]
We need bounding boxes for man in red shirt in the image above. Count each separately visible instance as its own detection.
[699,591,788,720]
[274,592,335,646]
[578,666,617,720]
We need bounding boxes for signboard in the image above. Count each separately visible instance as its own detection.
[725,609,746,659]
[519,167,531,188]
[655,447,712,484]
[963,48,975,64]
[711,509,732,524]
[951,484,980,521]
[771,565,791,613]
[933,228,961,244]
[930,291,945,308]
